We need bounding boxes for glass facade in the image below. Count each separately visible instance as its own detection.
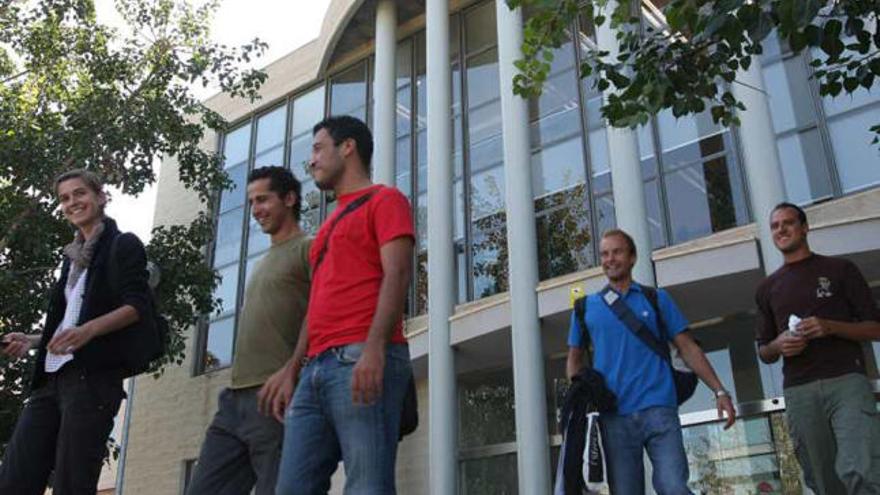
[200,0,880,373]
[200,0,880,419]
[760,34,880,205]
[203,123,250,372]
[198,87,341,373]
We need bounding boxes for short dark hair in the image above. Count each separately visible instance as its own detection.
[313,115,373,173]
[771,202,807,225]
[602,229,637,257]
[247,166,302,220]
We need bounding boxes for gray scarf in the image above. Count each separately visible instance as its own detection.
[63,221,106,290]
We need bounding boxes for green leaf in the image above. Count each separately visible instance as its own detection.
[843,76,860,93]
[804,24,823,47]
[823,19,843,39]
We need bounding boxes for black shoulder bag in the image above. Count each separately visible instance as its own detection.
[312,190,419,440]
[107,233,167,374]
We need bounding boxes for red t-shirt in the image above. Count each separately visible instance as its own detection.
[306,184,414,357]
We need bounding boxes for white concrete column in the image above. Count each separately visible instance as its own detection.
[372,0,397,186]
[496,3,552,494]
[731,63,787,273]
[595,2,655,285]
[425,0,458,493]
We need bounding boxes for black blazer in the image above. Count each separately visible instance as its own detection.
[30,217,152,390]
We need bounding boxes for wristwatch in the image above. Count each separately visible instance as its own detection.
[713,388,730,400]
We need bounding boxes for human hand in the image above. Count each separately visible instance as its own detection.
[716,394,736,430]
[2,333,34,359]
[47,325,94,354]
[352,343,385,405]
[796,317,832,340]
[775,331,807,357]
[258,365,298,423]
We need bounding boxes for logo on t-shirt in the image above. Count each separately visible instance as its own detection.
[816,276,833,298]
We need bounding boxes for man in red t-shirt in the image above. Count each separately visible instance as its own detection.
[276,115,415,494]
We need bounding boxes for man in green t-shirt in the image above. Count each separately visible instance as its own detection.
[188,166,311,495]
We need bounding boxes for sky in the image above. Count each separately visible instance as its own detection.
[97,0,331,241]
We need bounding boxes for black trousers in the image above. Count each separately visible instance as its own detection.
[0,364,125,495]
[187,387,283,495]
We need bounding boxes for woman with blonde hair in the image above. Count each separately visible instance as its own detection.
[0,169,155,495]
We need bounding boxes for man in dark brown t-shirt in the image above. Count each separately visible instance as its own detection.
[755,202,880,495]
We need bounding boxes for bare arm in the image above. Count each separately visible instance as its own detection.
[566,347,585,380]
[674,331,736,429]
[2,333,42,359]
[758,330,808,364]
[352,236,414,405]
[798,317,880,342]
[47,305,139,354]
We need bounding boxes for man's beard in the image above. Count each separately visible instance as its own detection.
[314,167,341,191]
[777,237,805,253]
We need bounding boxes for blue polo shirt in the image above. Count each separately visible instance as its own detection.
[568,284,689,415]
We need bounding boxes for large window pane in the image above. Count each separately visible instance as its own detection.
[760,51,835,205]
[466,41,506,299]
[223,125,251,166]
[655,113,748,244]
[215,263,240,316]
[289,85,326,172]
[461,454,518,495]
[413,33,429,315]
[530,41,592,279]
[395,39,414,198]
[331,62,368,120]
[536,185,592,280]
[459,369,516,448]
[683,417,791,493]
[664,155,748,244]
[255,105,287,153]
[206,121,251,374]
[656,108,723,155]
[817,39,880,117]
[213,207,245,266]
[253,145,284,169]
[203,317,234,371]
[582,74,616,246]
[465,49,501,112]
[289,85,326,236]
[826,105,880,193]
[219,163,247,212]
[776,128,834,204]
[762,56,817,133]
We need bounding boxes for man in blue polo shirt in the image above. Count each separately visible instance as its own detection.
[567,229,736,494]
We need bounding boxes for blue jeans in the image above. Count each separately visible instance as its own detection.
[600,406,693,495]
[275,343,412,495]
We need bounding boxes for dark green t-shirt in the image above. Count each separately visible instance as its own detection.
[230,234,311,389]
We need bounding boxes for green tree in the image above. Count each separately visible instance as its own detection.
[0,0,267,451]
[507,0,880,141]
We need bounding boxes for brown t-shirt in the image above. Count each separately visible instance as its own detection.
[230,234,311,389]
[755,253,879,388]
